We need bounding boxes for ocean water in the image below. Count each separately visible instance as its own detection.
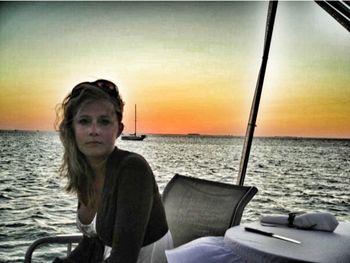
[0,131,349,262]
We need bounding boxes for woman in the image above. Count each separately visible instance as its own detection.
[54,79,173,263]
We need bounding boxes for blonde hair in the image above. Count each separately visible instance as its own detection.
[56,81,124,207]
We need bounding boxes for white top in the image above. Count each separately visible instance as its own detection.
[76,214,112,260]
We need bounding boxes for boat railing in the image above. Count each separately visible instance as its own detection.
[24,233,83,263]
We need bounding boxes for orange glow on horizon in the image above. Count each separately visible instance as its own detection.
[0,2,349,138]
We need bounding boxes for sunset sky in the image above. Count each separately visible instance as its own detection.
[0,1,349,138]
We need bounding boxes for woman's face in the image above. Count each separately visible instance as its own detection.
[73,100,122,163]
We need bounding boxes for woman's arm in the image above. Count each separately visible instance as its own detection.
[107,155,155,263]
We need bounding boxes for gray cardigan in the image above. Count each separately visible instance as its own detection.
[97,148,169,262]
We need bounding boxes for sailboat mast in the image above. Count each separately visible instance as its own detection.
[134,104,137,136]
[237,1,278,186]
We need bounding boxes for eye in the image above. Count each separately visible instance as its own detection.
[99,118,111,126]
[77,118,90,125]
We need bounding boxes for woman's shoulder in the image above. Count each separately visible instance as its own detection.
[109,147,150,169]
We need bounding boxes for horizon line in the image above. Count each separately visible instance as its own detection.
[1,129,349,140]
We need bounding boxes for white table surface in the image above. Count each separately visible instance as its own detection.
[224,221,350,263]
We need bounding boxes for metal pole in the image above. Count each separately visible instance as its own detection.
[315,1,350,32]
[134,104,137,136]
[237,1,278,186]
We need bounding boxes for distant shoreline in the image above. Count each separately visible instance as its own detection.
[0,129,349,140]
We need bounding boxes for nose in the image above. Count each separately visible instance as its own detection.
[89,122,99,136]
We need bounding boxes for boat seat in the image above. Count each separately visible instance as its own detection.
[162,174,258,248]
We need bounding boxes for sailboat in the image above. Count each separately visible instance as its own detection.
[121,104,146,141]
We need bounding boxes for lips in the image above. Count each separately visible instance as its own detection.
[85,141,102,145]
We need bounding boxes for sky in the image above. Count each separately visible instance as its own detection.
[0,1,349,138]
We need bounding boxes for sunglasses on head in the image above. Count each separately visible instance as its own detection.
[71,79,119,99]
